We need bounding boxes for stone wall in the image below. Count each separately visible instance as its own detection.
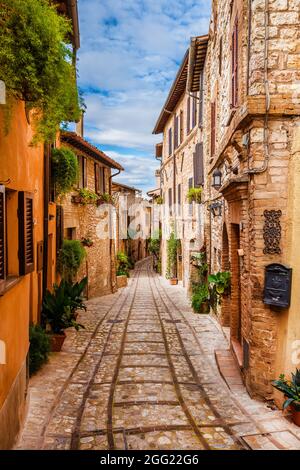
[203,0,300,399]
[61,146,116,298]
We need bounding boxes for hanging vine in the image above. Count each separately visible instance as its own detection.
[0,0,81,143]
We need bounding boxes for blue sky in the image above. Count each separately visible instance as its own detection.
[77,0,211,194]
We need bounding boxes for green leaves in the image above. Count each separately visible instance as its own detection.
[166,232,179,279]
[116,251,130,277]
[29,324,50,376]
[42,278,87,334]
[0,0,81,142]
[272,370,300,411]
[57,240,86,282]
[187,187,202,204]
[191,284,210,313]
[51,147,78,198]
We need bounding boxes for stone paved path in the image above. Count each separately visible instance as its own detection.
[16,259,300,450]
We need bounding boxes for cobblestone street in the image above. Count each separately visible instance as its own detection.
[17,260,300,451]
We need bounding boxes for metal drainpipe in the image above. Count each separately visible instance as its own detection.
[109,168,121,293]
[42,144,50,310]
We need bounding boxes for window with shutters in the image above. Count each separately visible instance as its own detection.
[186,96,191,134]
[18,192,34,275]
[168,188,172,215]
[168,128,173,157]
[188,177,193,216]
[95,163,105,194]
[0,186,6,287]
[78,155,88,188]
[211,102,216,157]
[174,115,179,151]
[231,17,238,108]
[193,143,204,187]
[199,72,204,128]
[177,184,181,216]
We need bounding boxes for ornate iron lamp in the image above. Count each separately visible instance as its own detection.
[212,168,222,190]
[208,201,223,217]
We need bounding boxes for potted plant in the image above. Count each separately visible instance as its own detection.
[272,370,300,426]
[166,232,179,285]
[191,284,210,314]
[42,278,87,351]
[96,192,113,205]
[81,237,93,248]
[187,187,202,204]
[72,188,99,205]
[29,324,50,376]
[155,196,164,205]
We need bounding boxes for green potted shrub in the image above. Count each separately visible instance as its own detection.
[272,370,300,427]
[116,251,130,277]
[29,324,50,376]
[191,284,210,314]
[166,232,179,285]
[148,230,161,272]
[42,278,87,351]
[187,187,202,204]
[155,196,164,205]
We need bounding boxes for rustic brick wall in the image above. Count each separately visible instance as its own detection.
[203,0,300,399]
[61,146,116,298]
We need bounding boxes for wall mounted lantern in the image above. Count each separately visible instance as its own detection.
[208,201,223,217]
[212,168,222,190]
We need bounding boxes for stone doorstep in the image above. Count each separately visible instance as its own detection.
[240,430,300,451]
[215,349,244,391]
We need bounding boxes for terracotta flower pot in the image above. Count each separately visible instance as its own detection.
[49,332,66,352]
[169,278,178,286]
[291,404,300,427]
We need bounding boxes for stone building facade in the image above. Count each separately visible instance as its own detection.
[186,0,300,401]
[153,38,208,289]
[112,181,149,264]
[60,131,123,298]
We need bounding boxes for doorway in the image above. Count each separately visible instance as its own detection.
[231,223,242,344]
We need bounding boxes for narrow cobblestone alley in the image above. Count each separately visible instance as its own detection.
[16,260,300,451]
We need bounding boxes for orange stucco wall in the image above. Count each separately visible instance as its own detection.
[0,100,44,410]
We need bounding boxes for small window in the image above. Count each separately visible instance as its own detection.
[188,177,193,216]
[211,102,216,157]
[168,128,173,156]
[198,72,204,127]
[18,191,34,275]
[78,155,87,188]
[231,17,238,107]
[180,110,184,143]
[186,97,191,134]
[95,163,105,194]
[177,184,181,216]
[174,115,179,151]
[168,188,172,215]
[192,95,197,128]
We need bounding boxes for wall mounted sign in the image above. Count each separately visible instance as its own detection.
[263,210,282,255]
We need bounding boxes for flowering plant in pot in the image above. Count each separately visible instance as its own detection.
[166,232,179,285]
[96,192,113,205]
[42,278,87,351]
[272,369,300,426]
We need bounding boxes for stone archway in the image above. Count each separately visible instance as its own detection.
[221,224,230,327]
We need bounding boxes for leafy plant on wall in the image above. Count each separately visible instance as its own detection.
[0,0,81,143]
[51,147,78,198]
[57,240,86,282]
[166,231,179,280]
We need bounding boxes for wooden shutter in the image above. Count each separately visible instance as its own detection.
[188,177,193,215]
[211,102,216,157]
[0,186,6,283]
[168,188,172,215]
[174,115,180,150]
[193,143,204,188]
[180,110,184,143]
[232,18,238,107]
[168,128,173,156]
[18,192,34,275]
[199,72,204,127]
[192,95,197,128]
[83,157,88,188]
[187,97,191,133]
[56,205,64,254]
[94,162,99,194]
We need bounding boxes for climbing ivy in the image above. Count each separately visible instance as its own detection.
[0,0,81,143]
[51,147,78,198]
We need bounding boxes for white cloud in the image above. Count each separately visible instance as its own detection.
[77,0,211,190]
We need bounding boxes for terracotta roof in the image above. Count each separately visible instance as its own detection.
[60,131,124,170]
[152,49,189,135]
[112,181,141,193]
[187,35,209,93]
